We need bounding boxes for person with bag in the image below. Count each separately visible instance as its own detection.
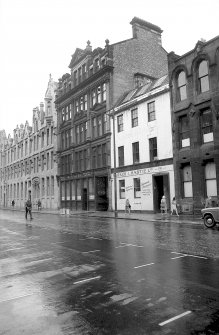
[25,198,33,220]
[125,198,131,214]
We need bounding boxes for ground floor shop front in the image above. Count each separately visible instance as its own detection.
[60,169,110,212]
[112,164,175,213]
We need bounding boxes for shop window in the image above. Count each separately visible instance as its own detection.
[149,137,157,161]
[134,178,141,198]
[61,181,65,201]
[201,109,213,143]
[119,180,125,199]
[198,60,209,93]
[131,108,138,127]
[118,146,124,167]
[177,71,187,101]
[148,101,156,122]
[182,165,193,197]
[205,162,217,197]
[132,142,140,164]
[180,115,190,147]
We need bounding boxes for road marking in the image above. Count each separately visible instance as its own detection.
[159,311,192,326]
[0,293,34,304]
[73,276,101,285]
[171,252,208,260]
[171,255,187,259]
[82,250,100,254]
[115,243,143,248]
[134,263,154,269]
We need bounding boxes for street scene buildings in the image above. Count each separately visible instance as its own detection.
[0,18,219,215]
[168,36,219,214]
[0,75,59,209]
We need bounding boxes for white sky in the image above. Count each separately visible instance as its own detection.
[0,0,218,137]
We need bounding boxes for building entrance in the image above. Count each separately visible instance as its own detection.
[95,176,108,211]
[82,188,88,210]
[153,174,170,213]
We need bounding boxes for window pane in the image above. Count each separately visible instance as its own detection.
[205,162,216,179]
[199,60,208,77]
[184,181,193,197]
[178,71,186,86]
[200,76,209,92]
[183,165,192,181]
[206,180,217,197]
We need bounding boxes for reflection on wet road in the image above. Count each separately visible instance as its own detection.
[0,210,218,334]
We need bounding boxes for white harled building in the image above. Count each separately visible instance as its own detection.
[111,74,175,212]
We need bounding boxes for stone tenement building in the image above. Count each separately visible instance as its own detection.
[168,36,219,214]
[0,75,59,209]
[55,17,168,212]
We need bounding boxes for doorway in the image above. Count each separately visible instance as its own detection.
[95,176,108,211]
[153,174,170,213]
[82,188,88,210]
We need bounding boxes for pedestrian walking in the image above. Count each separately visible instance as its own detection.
[125,198,131,214]
[160,195,167,216]
[25,199,33,220]
[171,196,179,216]
[37,199,41,211]
[12,200,15,208]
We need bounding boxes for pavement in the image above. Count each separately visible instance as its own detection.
[0,205,203,225]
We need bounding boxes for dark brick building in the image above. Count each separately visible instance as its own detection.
[55,17,168,212]
[168,36,219,214]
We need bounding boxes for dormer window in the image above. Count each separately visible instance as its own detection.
[82,64,87,79]
[74,71,77,86]
[89,65,93,76]
[198,60,209,93]
[177,71,187,101]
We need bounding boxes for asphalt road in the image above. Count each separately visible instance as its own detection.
[0,210,218,335]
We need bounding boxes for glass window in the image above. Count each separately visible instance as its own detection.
[97,116,102,136]
[119,180,125,199]
[198,60,209,93]
[92,147,97,169]
[117,115,123,132]
[51,176,54,196]
[102,83,106,102]
[46,177,50,196]
[183,165,193,197]
[92,89,96,106]
[118,146,124,167]
[205,162,217,197]
[84,94,87,111]
[97,86,101,103]
[177,71,187,101]
[149,137,157,161]
[76,125,80,144]
[201,109,213,143]
[148,101,156,122]
[131,108,138,127]
[132,142,139,164]
[180,115,190,147]
[92,118,97,138]
[134,178,141,198]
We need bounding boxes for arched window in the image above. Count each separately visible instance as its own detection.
[177,71,187,101]
[198,60,209,93]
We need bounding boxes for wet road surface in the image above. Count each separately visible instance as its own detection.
[0,210,219,334]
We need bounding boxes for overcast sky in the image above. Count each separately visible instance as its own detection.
[0,0,218,137]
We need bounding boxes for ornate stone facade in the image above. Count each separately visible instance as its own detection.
[0,75,59,209]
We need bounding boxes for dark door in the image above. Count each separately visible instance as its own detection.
[82,188,88,210]
[96,176,108,211]
[153,175,164,212]
[153,174,170,213]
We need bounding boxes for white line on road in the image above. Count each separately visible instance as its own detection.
[82,250,101,254]
[159,311,192,326]
[171,255,187,259]
[134,263,154,269]
[73,276,101,285]
[171,252,208,259]
[0,293,34,304]
[115,244,144,248]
